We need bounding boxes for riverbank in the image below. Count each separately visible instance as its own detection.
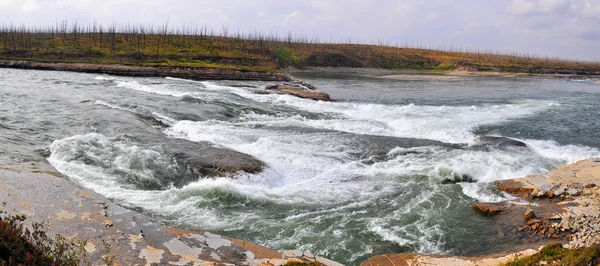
[0,166,342,265]
[287,66,600,79]
[362,158,600,265]
[0,60,290,81]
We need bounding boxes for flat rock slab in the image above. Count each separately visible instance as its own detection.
[497,158,600,194]
[472,202,507,216]
[0,168,343,265]
[266,84,335,101]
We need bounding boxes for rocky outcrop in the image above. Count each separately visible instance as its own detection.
[0,60,291,81]
[496,158,600,249]
[0,167,344,265]
[266,83,336,101]
[0,168,259,265]
[361,158,600,266]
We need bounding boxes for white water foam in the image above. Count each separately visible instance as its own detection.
[127,79,558,143]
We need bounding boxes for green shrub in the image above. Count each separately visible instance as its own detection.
[274,46,301,68]
[0,211,82,266]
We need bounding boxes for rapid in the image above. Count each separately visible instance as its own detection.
[1,68,599,265]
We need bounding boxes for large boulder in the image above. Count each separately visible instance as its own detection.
[164,139,265,178]
[266,84,335,101]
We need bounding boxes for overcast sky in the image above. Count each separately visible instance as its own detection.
[1,0,599,61]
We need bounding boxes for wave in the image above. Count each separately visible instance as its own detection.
[95,100,177,126]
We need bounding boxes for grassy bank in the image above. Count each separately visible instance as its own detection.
[1,23,600,75]
[505,243,600,266]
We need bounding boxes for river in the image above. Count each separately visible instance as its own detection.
[1,68,599,265]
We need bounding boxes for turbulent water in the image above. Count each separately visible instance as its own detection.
[1,69,600,265]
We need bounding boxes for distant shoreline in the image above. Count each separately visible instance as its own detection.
[2,60,599,83]
[287,66,600,79]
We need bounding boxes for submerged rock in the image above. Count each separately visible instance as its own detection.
[469,136,527,151]
[266,84,335,101]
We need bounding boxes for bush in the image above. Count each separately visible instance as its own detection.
[274,46,301,68]
[0,211,82,266]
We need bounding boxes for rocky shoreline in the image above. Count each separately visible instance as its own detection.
[0,60,336,102]
[0,166,343,265]
[362,158,600,266]
[496,158,600,249]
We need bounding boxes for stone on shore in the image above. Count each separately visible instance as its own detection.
[266,84,335,101]
[524,208,536,220]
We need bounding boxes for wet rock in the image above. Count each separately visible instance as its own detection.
[497,179,535,194]
[442,174,476,184]
[472,202,506,216]
[266,84,335,101]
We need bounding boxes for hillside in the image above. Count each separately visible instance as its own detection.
[2,26,600,76]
